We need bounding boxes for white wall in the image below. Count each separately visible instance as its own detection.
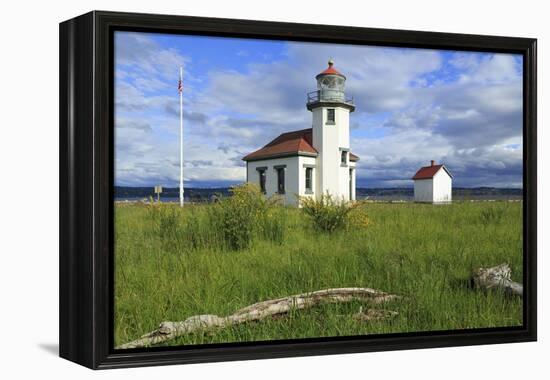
[433,169,452,203]
[311,106,351,200]
[311,108,325,195]
[2,1,547,380]
[338,159,351,202]
[349,161,356,201]
[414,178,433,202]
[247,155,320,206]
[247,156,300,205]
[337,109,350,149]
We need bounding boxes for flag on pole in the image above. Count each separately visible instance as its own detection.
[179,67,184,207]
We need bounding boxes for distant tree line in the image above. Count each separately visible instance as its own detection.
[114,186,232,202]
[115,186,522,201]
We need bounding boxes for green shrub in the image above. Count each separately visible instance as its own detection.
[347,203,371,230]
[143,184,288,252]
[144,202,185,250]
[215,183,273,250]
[299,193,360,233]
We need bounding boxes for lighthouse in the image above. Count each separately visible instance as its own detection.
[243,60,359,205]
[307,59,356,200]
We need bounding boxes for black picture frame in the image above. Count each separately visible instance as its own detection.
[59,10,537,369]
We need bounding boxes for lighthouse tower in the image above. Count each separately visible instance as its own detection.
[242,59,358,205]
[307,59,356,200]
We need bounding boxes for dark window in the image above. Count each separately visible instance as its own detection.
[276,167,285,194]
[305,167,313,192]
[258,169,266,193]
[326,108,335,124]
[341,150,347,165]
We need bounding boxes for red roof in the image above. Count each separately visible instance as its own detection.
[319,66,344,76]
[243,129,317,161]
[412,163,452,180]
[243,128,360,162]
[316,59,346,79]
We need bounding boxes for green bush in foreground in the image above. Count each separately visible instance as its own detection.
[300,193,361,233]
[216,183,287,249]
[143,183,287,252]
[216,183,269,250]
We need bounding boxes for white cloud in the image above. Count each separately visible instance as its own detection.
[458,54,520,85]
[114,33,523,188]
[115,32,191,81]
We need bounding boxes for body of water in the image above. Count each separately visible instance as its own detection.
[115,194,523,203]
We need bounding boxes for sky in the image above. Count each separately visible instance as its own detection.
[114,31,523,188]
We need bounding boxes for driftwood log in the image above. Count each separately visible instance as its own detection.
[472,263,523,297]
[117,287,399,349]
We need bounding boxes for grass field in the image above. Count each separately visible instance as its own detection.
[114,194,523,348]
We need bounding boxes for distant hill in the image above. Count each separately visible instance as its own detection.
[115,186,231,202]
[115,186,522,202]
[356,187,522,199]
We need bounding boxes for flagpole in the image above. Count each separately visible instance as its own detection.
[179,67,184,207]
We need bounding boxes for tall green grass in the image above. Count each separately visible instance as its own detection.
[114,198,523,347]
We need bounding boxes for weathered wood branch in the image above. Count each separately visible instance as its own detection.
[117,287,399,349]
[472,263,523,297]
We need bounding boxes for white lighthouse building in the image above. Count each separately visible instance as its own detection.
[243,60,359,206]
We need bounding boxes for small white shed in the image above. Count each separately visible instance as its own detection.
[412,160,453,203]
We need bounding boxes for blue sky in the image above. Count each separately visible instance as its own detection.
[114,31,523,188]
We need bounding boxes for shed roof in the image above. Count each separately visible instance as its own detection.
[412,163,453,180]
